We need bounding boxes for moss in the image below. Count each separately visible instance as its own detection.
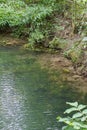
[0,40,6,46]
[62,68,70,73]
[23,43,35,50]
[64,42,83,64]
[49,37,67,50]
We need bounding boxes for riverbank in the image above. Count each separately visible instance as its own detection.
[22,15,87,81]
[0,34,87,86]
[0,34,26,46]
[37,53,87,92]
[0,0,87,82]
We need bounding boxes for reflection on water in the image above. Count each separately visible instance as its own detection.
[0,72,26,130]
[0,47,86,130]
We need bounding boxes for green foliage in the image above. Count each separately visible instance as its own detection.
[0,0,26,27]
[0,0,87,47]
[0,0,53,28]
[57,102,87,130]
[29,29,44,44]
[64,43,83,63]
[49,37,67,50]
[62,0,87,33]
[0,0,55,45]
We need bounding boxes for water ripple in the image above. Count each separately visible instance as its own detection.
[0,72,26,130]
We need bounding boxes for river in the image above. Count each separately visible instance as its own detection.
[0,47,86,130]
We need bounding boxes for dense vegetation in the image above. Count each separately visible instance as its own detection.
[0,0,55,45]
[0,0,86,46]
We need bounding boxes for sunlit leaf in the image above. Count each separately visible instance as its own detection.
[66,102,78,107]
[72,112,83,119]
[64,107,78,114]
[82,109,87,114]
[78,104,87,110]
[73,122,81,130]
[81,116,87,121]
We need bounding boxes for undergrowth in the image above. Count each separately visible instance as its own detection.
[57,102,87,130]
[0,0,55,45]
[0,0,87,48]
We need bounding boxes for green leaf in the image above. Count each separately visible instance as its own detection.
[81,124,87,129]
[62,125,75,130]
[64,107,78,114]
[72,122,82,130]
[62,126,67,130]
[72,121,87,130]
[72,112,83,119]
[66,102,78,107]
[82,109,87,114]
[81,116,87,121]
[58,102,87,130]
[78,105,87,110]
[58,117,70,123]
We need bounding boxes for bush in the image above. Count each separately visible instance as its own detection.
[49,37,67,50]
[0,0,55,45]
[64,43,83,63]
[57,102,87,130]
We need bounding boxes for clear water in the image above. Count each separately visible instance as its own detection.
[0,47,86,130]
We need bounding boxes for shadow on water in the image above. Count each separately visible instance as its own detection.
[0,47,86,130]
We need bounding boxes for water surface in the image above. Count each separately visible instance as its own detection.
[0,47,86,130]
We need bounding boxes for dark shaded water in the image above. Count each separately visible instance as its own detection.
[0,47,86,130]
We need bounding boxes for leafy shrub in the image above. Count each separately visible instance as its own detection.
[1,0,86,47]
[0,0,26,27]
[0,0,53,27]
[49,37,67,50]
[29,29,44,44]
[64,43,83,63]
[57,102,87,130]
[61,0,87,33]
[0,0,54,44]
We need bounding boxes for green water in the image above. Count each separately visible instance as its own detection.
[0,47,86,130]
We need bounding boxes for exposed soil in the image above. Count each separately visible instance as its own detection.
[52,15,87,79]
[0,34,27,46]
[54,15,82,45]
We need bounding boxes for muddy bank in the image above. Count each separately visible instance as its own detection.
[0,34,27,46]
